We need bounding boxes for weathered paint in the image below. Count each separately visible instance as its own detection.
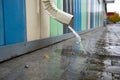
[3,0,27,45]
[0,0,4,46]
[50,0,63,37]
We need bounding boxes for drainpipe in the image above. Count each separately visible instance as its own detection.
[42,0,73,25]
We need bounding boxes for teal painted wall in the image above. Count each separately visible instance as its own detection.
[50,0,63,37]
[74,0,106,31]
[81,0,87,30]
[74,0,82,31]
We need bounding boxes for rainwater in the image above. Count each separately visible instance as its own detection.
[68,26,86,53]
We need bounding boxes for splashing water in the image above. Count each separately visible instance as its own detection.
[68,26,86,53]
[68,26,81,41]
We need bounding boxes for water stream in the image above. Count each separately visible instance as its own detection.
[68,26,86,53]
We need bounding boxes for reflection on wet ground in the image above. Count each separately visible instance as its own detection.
[0,25,120,80]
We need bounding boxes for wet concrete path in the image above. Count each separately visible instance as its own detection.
[0,24,120,80]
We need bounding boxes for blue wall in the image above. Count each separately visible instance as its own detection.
[90,0,95,28]
[3,0,26,45]
[74,0,81,31]
[0,0,4,46]
[74,0,105,30]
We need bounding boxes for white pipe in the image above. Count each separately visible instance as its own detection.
[42,0,73,25]
[37,0,40,14]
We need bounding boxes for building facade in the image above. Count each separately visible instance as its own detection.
[0,0,106,46]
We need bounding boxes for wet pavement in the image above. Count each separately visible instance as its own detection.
[0,24,120,80]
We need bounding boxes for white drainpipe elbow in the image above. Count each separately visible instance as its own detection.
[42,0,73,25]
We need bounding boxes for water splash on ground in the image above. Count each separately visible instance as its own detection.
[68,26,86,53]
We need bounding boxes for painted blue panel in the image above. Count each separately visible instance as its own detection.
[74,0,81,31]
[0,0,4,46]
[74,0,77,31]
[3,0,26,45]
[90,0,94,28]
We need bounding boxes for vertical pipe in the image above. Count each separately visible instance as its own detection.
[26,0,41,41]
[40,0,50,38]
